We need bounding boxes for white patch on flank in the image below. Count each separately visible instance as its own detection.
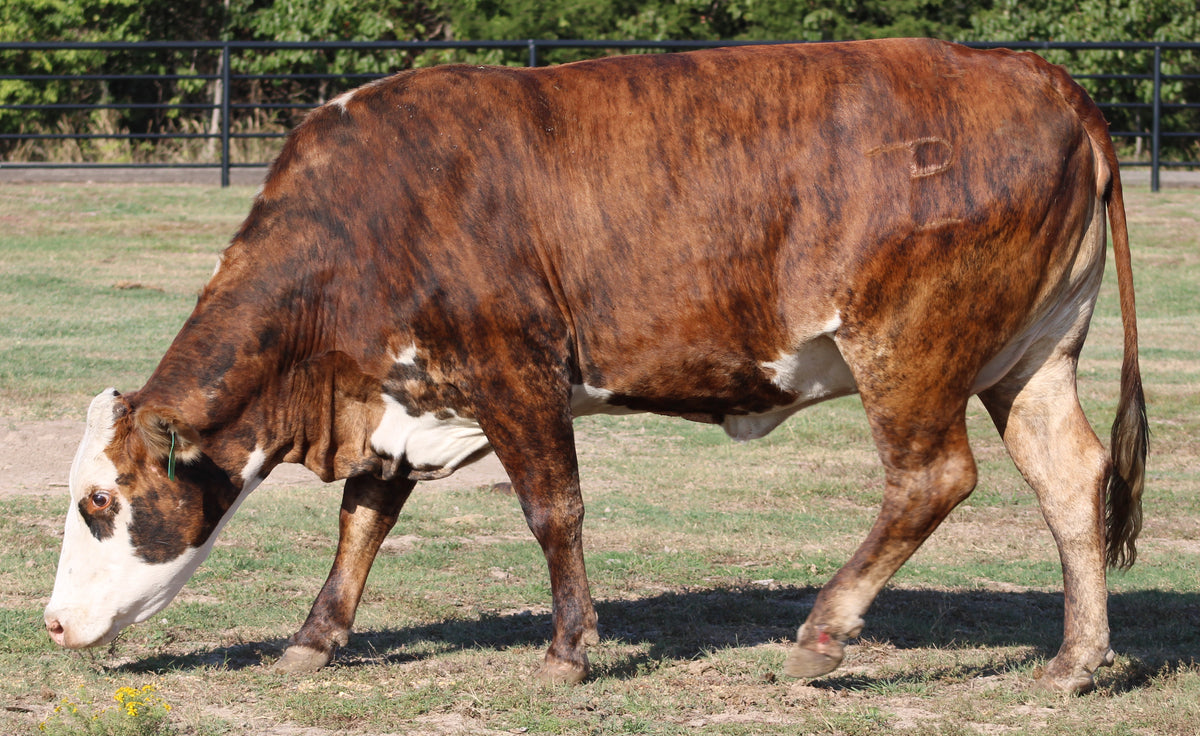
[972,202,1109,396]
[972,330,1037,396]
[822,312,845,337]
[211,253,225,279]
[46,390,256,649]
[971,276,1101,396]
[370,395,491,472]
[723,314,857,441]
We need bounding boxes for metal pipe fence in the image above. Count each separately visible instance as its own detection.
[1,39,1197,190]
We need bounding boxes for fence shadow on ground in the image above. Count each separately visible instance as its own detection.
[118,585,1200,693]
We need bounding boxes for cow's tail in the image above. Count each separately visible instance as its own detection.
[1053,60,1149,570]
[1073,88,1149,570]
[1099,155,1148,570]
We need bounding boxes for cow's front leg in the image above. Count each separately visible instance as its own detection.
[786,413,977,679]
[521,476,599,685]
[274,473,415,673]
[477,400,598,685]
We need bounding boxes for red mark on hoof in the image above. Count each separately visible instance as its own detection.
[817,630,831,645]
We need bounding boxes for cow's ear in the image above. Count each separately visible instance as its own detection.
[133,408,203,465]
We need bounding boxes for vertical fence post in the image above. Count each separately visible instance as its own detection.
[1151,45,1162,193]
[220,43,232,188]
[527,39,538,68]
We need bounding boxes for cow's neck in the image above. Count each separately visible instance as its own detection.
[130,270,378,488]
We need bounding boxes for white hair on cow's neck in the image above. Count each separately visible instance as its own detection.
[390,342,418,366]
[370,395,490,473]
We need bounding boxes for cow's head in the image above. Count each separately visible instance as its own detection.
[44,389,252,649]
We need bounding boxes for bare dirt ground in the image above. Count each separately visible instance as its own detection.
[0,416,511,498]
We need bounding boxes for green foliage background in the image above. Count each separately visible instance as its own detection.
[1,0,1198,161]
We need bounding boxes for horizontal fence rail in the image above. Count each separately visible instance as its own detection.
[1,39,1198,189]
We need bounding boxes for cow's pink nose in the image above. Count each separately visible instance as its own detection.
[46,618,66,647]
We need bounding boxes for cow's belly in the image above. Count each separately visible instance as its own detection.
[722,334,858,440]
[370,328,858,473]
[572,332,858,441]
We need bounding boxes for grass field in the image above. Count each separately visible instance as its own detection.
[0,182,1198,735]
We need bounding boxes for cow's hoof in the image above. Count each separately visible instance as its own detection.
[1033,668,1095,695]
[784,644,843,679]
[534,657,588,685]
[784,625,846,679]
[272,644,333,674]
[1033,649,1114,695]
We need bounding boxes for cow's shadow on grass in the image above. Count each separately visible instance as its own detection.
[119,586,1200,691]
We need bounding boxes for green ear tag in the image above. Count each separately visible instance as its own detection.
[167,431,177,481]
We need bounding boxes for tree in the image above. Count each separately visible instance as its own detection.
[4,0,1196,163]
[224,0,443,132]
[0,0,227,157]
[0,0,440,158]
[967,0,1200,160]
[712,0,986,41]
[430,1,986,65]
[1,0,145,140]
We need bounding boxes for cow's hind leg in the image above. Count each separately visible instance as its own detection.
[786,402,978,679]
[274,474,415,673]
[980,356,1113,694]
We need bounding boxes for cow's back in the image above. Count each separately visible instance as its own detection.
[526,40,1097,414]
[242,39,1102,420]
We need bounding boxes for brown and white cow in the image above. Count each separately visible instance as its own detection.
[45,39,1147,694]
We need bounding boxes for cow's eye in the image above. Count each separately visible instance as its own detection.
[89,491,113,512]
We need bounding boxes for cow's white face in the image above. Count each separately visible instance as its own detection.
[44,389,252,649]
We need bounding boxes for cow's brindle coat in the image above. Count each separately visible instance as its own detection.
[46,39,1147,695]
